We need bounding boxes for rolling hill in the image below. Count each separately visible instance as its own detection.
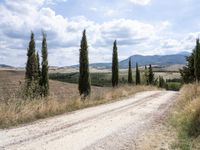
[82,52,190,69]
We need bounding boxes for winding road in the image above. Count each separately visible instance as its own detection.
[0,91,178,150]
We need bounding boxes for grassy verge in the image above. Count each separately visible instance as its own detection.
[0,85,157,128]
[170,84,200,150]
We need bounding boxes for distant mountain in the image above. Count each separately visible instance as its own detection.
[85,52,190,69]
[0,64,14,68]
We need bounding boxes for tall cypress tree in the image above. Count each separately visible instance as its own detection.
[144,65,149,85]
[128,58,133,84]
[36,51,41,79]
[149,64,154,85]
[158,76,165,88]
[41,32,49,97]
[112,40,119,87]
[135,63,141,85]
[25,32,38,85]
[194,38,200,82]
[78,30,91,97]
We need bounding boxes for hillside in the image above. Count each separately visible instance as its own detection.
[1,52,189,71]
[71,52,189,69]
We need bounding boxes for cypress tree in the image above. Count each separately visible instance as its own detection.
[112,40,119,87]
[194,38,200,82]
[41,32,49,97]
[78,30,91,97]
[148,64,154,85]
[25,32,38,85]
[180,49,195,83]
[158,76,165,88]
[36,51,41,79]
[135,63,141,85]
[25,32,39,98]
[128,58,133,84]
[144,65,149,85]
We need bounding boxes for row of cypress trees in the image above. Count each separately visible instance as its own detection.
[128,60,154,85]
[78,30,155,97]
[25,32,49,98]
[25,29,156,98]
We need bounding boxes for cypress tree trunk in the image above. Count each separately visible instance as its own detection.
[78,30,91,97]
[41,32,49,97]
[148,64,154,85]
[135,63,141,85]
[128,58,133,84]
[112,40,119,87]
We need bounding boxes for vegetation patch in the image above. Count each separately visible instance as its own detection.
[170,84,200,150]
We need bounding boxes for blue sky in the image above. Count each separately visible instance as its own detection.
[0,0,200,66]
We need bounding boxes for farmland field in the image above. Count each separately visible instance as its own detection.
[49,70,181,87]
[0,70,106,101]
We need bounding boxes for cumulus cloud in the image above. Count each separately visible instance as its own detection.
[0,0,197,66]
[129,0,151,5]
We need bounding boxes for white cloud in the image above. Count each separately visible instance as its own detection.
[0,0,197,66]
[45,0,68,5]
[90,7,98,12]
[129,0,151,5]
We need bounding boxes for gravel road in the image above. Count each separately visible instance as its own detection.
[0,91,178,150]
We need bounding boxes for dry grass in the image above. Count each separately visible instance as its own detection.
[0,70,157,128]
[170,84,200,150]
[0,85,156,128]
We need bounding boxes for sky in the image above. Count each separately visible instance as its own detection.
[0,0,200,67]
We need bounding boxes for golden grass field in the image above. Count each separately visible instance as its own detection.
[0,70,157,128]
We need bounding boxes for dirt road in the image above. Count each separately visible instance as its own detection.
[0,91,177,150]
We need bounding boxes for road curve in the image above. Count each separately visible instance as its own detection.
[0,91,178,150]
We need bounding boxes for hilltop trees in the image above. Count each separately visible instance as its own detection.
[40,32,49,97]
[112,40,119,87]
[128,58,133,84]
[25,32,49,98]
[78,30,91,97]
[135,63,141,85]
[148,64,154,85]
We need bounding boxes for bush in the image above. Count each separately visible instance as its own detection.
[166,82,182,91]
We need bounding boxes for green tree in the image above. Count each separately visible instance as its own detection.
[148,64,154,85]
[112,40,119,87]
[158,76,165,88]
[36,51,41,79]
[128,58,133,84]
[78,30,91,97]
[194,38,200,82]
[135,63,141,85]
[25,32,38,83]
[180,49,195,83]
[144,65,149,85]
[41,32,49,97]
[25,32,39,98]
